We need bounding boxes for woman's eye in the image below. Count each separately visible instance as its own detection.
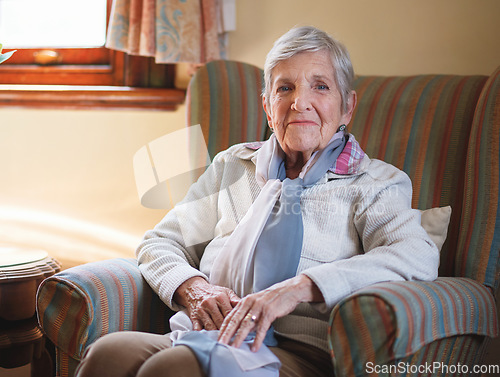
[277,86,291,93]
[316,84,329,90]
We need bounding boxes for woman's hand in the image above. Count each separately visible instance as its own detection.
[174,277,240,330]
[217,274,324,352]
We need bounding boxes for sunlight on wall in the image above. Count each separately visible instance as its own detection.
[0,206,140,266]
[0,108,184,266]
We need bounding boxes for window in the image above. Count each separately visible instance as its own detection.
[0,0,107,48]
[0,0,185,110]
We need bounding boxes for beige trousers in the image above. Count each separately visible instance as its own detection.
[76,331,334,377]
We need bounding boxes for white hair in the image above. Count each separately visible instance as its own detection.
[264,26,354,113]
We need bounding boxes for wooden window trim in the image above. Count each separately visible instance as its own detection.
[0,85,186,111]
[0,0,186,111]
[0,55,186,111]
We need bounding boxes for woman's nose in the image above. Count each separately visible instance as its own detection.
[291,86,312,111]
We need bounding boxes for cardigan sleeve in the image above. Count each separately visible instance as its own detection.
[301,163,440,312]
[136,153,224,311]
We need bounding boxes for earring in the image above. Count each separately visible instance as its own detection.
[338,124,346,132]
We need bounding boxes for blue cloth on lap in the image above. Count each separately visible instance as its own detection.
[173,330,281,377]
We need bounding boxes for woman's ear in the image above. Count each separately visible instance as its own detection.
[262,96,273,125]
[341,90,357,125]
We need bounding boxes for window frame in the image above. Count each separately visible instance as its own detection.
[0,0,185,110]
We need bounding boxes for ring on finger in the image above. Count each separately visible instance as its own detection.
[244,312,258,323]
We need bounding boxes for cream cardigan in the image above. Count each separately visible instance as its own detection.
[136,141,439,352]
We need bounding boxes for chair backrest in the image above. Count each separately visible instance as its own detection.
[350,74,487,279]
[186,60,270,159]
[457,67,500,290]
[186,60,500,289]
[350,71,499,289]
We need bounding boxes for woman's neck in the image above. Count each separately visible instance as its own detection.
[284,150,314,179]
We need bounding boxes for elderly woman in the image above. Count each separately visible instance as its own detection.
[76,26,439,377]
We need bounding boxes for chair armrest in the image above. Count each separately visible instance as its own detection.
[328,277,498,377]
[36,258,174,360]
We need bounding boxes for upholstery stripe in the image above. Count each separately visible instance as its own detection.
[36,258,174,362]
[206,61,222,153]
[379,77,412,163]
[187,60,268,159]
[329,277,498,373]
[331,296,396,376]
[328,304,351,369]
[407,76,449,202]
[227,61,241,144]
[103,268,126,330]
[392,335,484,377]
[59,350,69,377]
[124,267,139,330]
[82,269,109,337]
[236,62,249,141]
[219,61,231,151]
[458,66,500,288]
[56,350,80,377]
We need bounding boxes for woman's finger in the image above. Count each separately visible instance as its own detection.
[206,288,240,328]
[250,316,272,352]
[228,290,241,307]
[218,297,258,345]
[219,277,310,347]
[217,291,238,318]
[200,299,225,329]
[217,313,239,343]
[218,308,246,344]
[191,307,217,330]
[192,318,203,331]
[230,311,259,349]
[175,278,242,329]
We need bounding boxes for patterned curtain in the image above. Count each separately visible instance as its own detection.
[106,0,235,63]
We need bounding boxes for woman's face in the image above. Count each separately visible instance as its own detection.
[263,50,356,162]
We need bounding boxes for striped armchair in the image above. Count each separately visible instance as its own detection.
[37,61,499,377]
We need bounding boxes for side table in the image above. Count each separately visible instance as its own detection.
[0,247,61,377]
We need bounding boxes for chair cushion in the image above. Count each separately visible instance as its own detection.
[420,206,451,251]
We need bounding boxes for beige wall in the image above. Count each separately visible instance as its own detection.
[230,0,500,76]
[0,0,499,265]
[0,107,186,264]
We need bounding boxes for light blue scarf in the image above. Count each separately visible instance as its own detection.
[253,128,346,292]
